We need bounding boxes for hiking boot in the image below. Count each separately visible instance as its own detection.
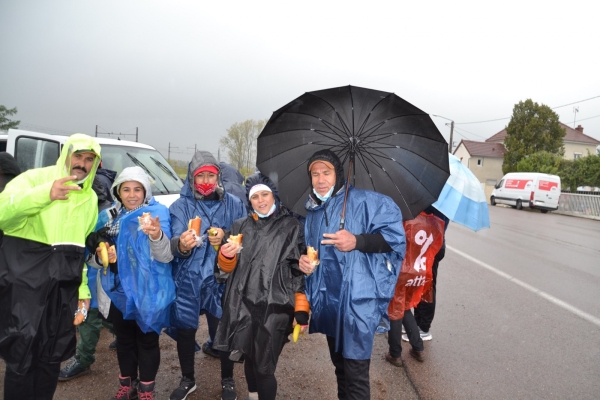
[138,381,155,400]
[111,376,138,399]
[169,376,197,400]
[202,341,219,358]
[221,377,237,400]
[409,348,425,362]
[58,356,90,381]
[385,352,403,367]
[109,337,118,350]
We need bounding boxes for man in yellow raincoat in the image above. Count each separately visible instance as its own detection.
[0,133,101,400]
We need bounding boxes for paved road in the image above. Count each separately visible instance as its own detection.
[407,206,600,399]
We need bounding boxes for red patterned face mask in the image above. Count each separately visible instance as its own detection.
[195,182,217,196]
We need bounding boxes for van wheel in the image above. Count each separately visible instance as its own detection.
[490,196,496,206]
[516,199,523,210]
[540,210,548,214]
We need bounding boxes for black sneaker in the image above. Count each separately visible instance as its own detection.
[58,356,90,381]
[109,338,118,350]
[169,376,196,400]
[221,377,237,400]
[201,341,219,358]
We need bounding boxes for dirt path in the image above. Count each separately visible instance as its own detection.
[1,323,421,399]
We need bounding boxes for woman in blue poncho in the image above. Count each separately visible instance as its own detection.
[167,151,246,400]
[85,166,174,400]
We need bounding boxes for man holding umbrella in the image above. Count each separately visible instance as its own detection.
[299,149,406,400]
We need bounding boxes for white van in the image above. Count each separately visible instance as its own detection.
[490,172,561,213]
[3,129,183,207]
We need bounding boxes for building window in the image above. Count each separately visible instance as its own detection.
[477,158,483,166]
[574,153,582,159]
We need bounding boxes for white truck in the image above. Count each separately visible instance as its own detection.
[490,172,561,213]
[1,129,182,207]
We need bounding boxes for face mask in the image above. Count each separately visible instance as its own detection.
[255,203,276,218]
[195,182,217,196]
[313,186,334,202]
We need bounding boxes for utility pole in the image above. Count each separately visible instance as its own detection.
[136,127,138,142]
[168,142,179,161]
[95,125,98,137]
[432,114,455,154]
[448,120,455,154]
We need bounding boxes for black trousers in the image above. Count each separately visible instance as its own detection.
[4,361,60,400]
[414,247,445,332]
[111,303,160,382]
[176,312,234,381]
[244,354,277,400]
[326,335,371,400]
[388,310,424,358]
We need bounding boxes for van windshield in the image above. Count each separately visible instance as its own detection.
[100,144,183,195]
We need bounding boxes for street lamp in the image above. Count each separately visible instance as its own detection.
[431,114,455,153]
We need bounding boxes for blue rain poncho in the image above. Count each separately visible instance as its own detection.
[96,167,175,334]
[304,184,406,360]
[168,152,246,329]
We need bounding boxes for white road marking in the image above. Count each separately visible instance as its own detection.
[447,245,600,328]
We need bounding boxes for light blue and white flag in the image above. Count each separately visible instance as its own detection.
[433,154,490,231]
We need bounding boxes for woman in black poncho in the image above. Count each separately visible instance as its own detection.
[213,173,309,400]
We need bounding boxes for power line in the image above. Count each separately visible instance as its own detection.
[550,95,600,110]
[454,94,600,125]
[571,114,600,123]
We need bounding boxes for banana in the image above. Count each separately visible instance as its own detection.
[293,323,302,343]
[99,242,109,268]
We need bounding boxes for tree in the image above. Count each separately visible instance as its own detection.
[502,99,565,174]
[516,151,562,175]
[0,105,20,130]
[220,119,266,177]
[556,152,600,191]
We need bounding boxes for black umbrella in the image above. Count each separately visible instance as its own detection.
[256,85,450,223]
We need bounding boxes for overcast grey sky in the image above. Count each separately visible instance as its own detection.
[1,0,599,162]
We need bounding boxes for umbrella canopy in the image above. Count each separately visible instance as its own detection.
[432,153,490,231]
[257,85,450,221]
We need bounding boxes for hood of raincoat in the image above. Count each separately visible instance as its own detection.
[95,167,117,204]
[220,161,248,209]
[0,152,21,178]
[0,152,21,192]
[244,172,282,215]
[110,166,153,209]
[58,133,102,191]
[220,161,244,184]
[183,151,225,201]
[306,149,345,202]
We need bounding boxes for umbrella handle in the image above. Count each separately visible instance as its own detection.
[339,154,354,231]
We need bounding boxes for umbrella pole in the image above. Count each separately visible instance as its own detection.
[339,155,353,230]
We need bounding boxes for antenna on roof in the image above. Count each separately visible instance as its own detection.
[573,106,579,128]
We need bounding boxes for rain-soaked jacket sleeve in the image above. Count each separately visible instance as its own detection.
[79,264,91,299]
[0,172,53,231]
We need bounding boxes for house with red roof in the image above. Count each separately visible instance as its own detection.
[453,123,600,200]
[453,140,507,186]
[486,122,600,161]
